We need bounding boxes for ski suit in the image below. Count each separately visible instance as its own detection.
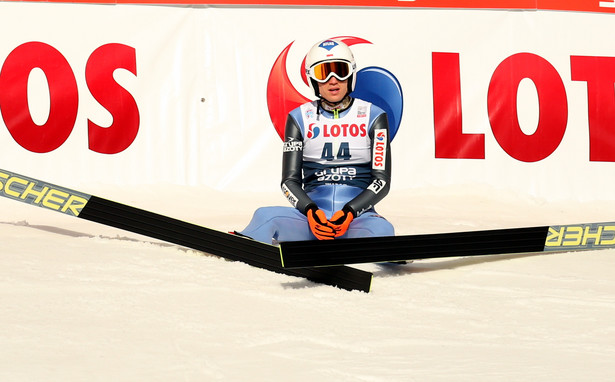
[240,97,394,244]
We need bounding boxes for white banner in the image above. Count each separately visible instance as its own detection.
[0,4,614,204]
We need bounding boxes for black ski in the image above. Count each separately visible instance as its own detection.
[0,168,372,292]
[279,222,615,268]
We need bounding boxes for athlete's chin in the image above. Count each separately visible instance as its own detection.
[323,92,344,103]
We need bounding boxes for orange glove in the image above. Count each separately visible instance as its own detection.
[329,209,354,238]
[307,207,336,240]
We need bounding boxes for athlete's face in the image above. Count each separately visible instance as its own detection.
[318,76,348,103]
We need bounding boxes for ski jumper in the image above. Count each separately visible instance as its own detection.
[240,98,394,244]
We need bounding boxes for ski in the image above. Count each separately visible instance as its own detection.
[0,168,372,292]
[279,222,615,268]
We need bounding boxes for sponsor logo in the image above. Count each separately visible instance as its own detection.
[307,123,367,139]
[545,223,615,250]
[315,167,357,182]
[0,170,91,216]
[367,179,387,194]
[281,183,299,207]
[307,123,320,139]
[319,40,339,51]
[372,130,387,169]
[356,205,373,217]
[357,106,367,118]
[283,139,303,152]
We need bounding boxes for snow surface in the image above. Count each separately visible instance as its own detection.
[1,185,615,382]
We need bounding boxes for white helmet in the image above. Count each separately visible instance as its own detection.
[305,39,357,98]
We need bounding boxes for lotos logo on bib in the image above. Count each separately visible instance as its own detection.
[307,123,367,139]
[306,123,320,139]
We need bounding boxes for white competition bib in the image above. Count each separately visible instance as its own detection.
[299,99,372,166]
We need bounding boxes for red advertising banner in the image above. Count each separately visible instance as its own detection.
[0,2,613,201]
[6,0,615,14]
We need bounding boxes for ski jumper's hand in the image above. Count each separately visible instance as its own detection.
[307,207,336,240]
[329,209,354,238]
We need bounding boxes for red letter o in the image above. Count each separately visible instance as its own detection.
[0,42,78,153]
[488,53,568,162]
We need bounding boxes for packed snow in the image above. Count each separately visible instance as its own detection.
[1,185,614,381]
